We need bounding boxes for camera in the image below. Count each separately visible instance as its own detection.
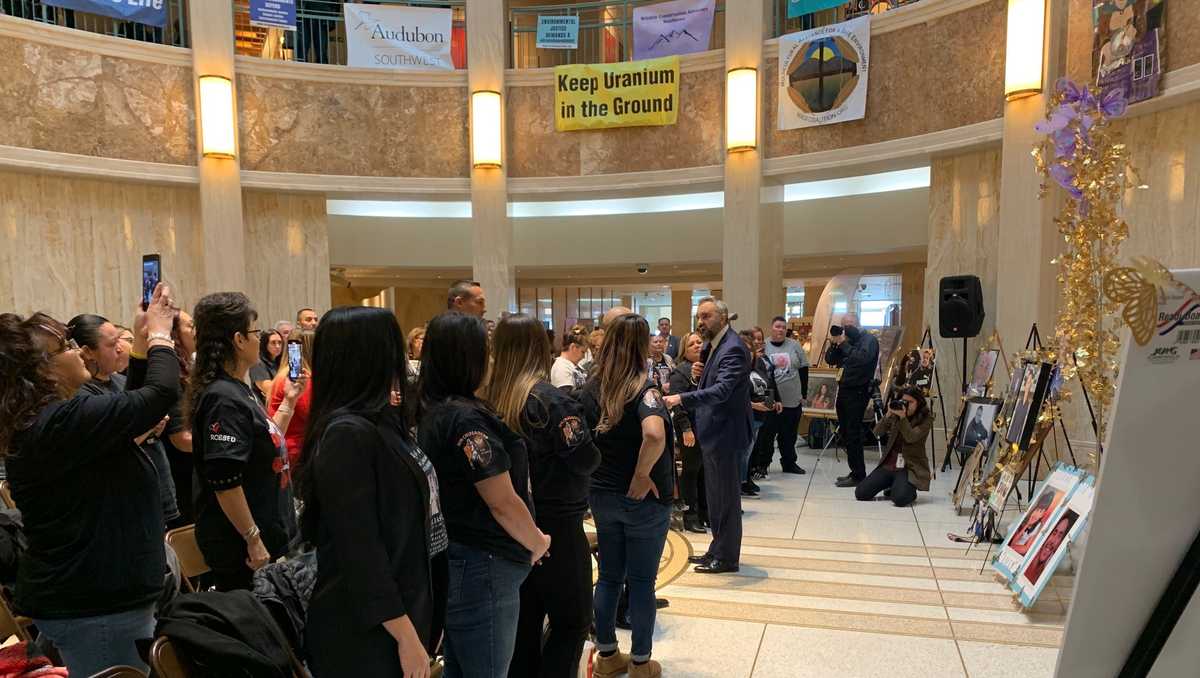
[888,399,906,412]
[637,264,649,275]
[829,325,844,337]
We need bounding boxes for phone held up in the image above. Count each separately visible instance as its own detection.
[287,340,302,381]
[141,254,162,311]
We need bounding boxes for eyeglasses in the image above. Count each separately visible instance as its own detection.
[50,338,80,356]
[245,329,262,338]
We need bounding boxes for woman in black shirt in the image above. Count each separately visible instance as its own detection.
[0,285,178,677]
[299,307,446,678]
[417,311,549,678]
[484,314,600,678]
[668,332,705,533]
[579,313,672,678]
[186,292,301,592]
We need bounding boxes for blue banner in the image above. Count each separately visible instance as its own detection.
[536,15,579,50]
[250,0,295,31]
[786,0,844,19]
[42,0,168,28]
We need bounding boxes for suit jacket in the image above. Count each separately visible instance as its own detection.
[679,327,753,454]
[664,334,681,360]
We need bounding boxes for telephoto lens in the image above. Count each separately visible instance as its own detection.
[829,325,844,337]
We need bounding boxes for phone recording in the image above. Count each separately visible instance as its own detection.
[287,341,302,381]
[141,254,161,311]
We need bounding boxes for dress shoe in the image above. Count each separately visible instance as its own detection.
[688,553,713,565]
[656,597,669,609]
[781,464,807,475]
[740,483,759,499]
[835,476,862,488]
[629,659,663,678]
[746,479,761,492]
[593,650,632,678]
[694,559,739,574]
[683,514,707,534]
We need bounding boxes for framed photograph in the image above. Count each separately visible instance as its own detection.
[952,441,988,513]
[907,347,936,393]
[871,326,904,383]
[967,349,1000,398]
[1015,478,1095,607]
[955,397,1002,453]
[1005,362,1053,449]
[806,369,839,415]
[998,360,1029,427]
[993,463,1084,581]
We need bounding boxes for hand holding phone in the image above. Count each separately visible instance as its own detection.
[287,341,302,381]
[141,254,162,311]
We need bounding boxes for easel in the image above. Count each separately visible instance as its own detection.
[908,327,948,473]
[1017,324,1093,498]
[949,330,1010,493]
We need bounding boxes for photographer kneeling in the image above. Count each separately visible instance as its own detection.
[855,386,932,507]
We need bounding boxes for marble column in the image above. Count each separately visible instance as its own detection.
[803,284,825,316]
[994,1,1068,355]
[721,0,782,330]
[468,0,514,318]
[189,0,245,293]
[899,263,925,350]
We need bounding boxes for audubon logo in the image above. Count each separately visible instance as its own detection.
[367,23,445,43]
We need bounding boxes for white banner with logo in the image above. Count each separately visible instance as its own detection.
[344,3,453,71]
[632,0,716,61]
[777,16,870,130]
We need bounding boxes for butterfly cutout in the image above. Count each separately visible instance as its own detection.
[1104,267,1157,346]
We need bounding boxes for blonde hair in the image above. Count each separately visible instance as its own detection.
[483,314,550,437]
[593,314,650,433]
[407,326,426,359]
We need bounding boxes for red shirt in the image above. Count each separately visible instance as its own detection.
[268,375,312,466]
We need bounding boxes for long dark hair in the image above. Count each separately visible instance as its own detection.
[184,293,257,428]
[297,306,408,542]
[258,329,281,370]
[0,313,67,457]
[66,314,109,350]
[418,311,488,418]
[896,384,932,423]
[483,313,551,437]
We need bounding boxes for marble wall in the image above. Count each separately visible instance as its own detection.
[242,191,332,327]
[237,74,469,177]
[0,169,204,322]
[0,35,195,165]
[506,68,724,177]
[765,0,1006,158]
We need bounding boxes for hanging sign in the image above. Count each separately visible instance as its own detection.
[787,0,845,19]
[1092,0,1165,104]
[554,56,680,132]
[777,16,870,130]
[250,0,295,31]
[632,0,715,61]
[344,2,454,71]
[537,15,579,49]
[42,0,167,27]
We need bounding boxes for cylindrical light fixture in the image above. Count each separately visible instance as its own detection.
[198,75,237,159]
[726,67,758,152]
[471,90,503,169]
[1003,0,1046,100]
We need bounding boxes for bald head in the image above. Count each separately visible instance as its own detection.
[601,306,633,329]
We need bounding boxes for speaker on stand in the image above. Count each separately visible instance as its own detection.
[939,274,986,394]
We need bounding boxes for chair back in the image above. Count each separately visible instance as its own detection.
[0,481,14,510]
[150,636,310,678]
[0,592,30,643]
[165,525,209,592]
[88,667,147,678]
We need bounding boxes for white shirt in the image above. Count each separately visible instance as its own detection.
[551,355,586,388]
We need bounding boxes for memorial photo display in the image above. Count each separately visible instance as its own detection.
[967,349,1000,397]
[806,370,839,415]
[1004,361,1053,449]
[955,397,1002,453]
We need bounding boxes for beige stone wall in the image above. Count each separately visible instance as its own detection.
[765,0,1006,158]
[0,35,195,165]
[236,74,470,177]
[0,169,204,322]
[242,191,332,328]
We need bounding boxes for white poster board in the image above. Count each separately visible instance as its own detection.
[777,16,870,130]
[1056,269,1200,677]
[344,3,453,71]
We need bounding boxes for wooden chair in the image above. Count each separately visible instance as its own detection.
[87,667,147,678]
[0,590,31,643]
[0,481,15,510]
[150,637,309,678]
[164,525,209,592]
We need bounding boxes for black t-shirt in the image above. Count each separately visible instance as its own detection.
[248,359,276,401]
[580,379,674,505]
[520,382,600,522]
[417,398,532,564]
[192,372,297,571]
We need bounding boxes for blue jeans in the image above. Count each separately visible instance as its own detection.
[590,492,670,662]
[741,420,763,483]
[443,540,531,678]
[33,604,155,676]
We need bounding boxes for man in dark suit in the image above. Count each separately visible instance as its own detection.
[664,297,752,574]
[657,317,681,360]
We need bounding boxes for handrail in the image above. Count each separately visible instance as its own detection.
[0,0,189,47]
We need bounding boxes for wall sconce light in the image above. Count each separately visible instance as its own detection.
[471,90,503,169]
[198,75,237,159]
[726,67,758,152]
[1003,0,1046,100]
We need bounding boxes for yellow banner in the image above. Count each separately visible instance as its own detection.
[554,56,680,132]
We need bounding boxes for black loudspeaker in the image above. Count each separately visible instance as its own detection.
[939,275,985,338]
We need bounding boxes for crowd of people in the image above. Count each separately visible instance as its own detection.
[0,278,933,678]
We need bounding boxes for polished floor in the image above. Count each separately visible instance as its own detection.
[620,441,1074,677]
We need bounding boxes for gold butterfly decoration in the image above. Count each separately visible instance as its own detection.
[1104,257,1197,346]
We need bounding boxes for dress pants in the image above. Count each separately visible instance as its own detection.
[855,467,917,507]
[701,445,742,564]
[773,406,803,468]
[679,439,703,514]
[836,387,870,480]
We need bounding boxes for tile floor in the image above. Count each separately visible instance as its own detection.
[619,441,1070,677]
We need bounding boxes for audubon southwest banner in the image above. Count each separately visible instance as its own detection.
[344,2,454,71]
[777,16,870,130]
[42,0,167,27]
[631,0,715,61]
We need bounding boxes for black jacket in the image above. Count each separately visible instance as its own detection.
[825,326,880,391]
[304,413,445,676]
[7,347,179,619]
[667,360,698,442]
[155,590,295,678]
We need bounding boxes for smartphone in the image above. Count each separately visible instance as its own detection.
[141,254,162,310]
[287,341,302,381]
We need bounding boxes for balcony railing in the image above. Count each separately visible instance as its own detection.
[773,0,923,37]
[0,0,189,47]
[508,0,726,70]
[232,0,466,68]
